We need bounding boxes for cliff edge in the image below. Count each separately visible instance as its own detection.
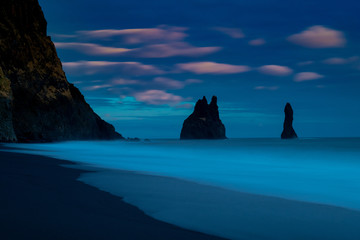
[0,0,123,142]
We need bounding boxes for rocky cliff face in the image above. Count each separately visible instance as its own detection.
[0,0,123,142]
[281,103,298,139]
[180,96,226,139]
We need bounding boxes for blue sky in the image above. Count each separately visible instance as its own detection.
[39,0,360,138]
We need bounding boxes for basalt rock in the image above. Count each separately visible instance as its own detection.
[180,96,226,139]
[0,0,123,142]
[281,103,298,139]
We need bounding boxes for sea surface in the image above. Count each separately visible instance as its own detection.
[5,138,360,239]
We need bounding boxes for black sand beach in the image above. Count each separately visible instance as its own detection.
[0,146,225,240]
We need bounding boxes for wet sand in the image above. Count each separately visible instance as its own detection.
[0,146,225,240]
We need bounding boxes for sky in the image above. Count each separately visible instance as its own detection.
[38,0,360,138]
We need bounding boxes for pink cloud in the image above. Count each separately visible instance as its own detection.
[153,77,186,89]
[133,90,184,105]
[132,42,221,58]
[78,26,187,44]
[323,56,359,65]
[55,42,131,55]
[254,86,279,91]
[84,84,112,91]
[287,25,346,48]
[112,78,142,85]
[213,27,245,38]
[258,65,293,76]
[177,62,251,74]
[323,58,347,65]
[62,61,164,75]
[56,41,220,58]
[294,72,324,82]
[249,38,266,46]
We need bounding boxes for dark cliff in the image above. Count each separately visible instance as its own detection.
[281,103,298,139]
[180,96,226,139]
[0,0,123,142]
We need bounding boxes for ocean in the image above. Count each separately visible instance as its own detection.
[5,138,360,239]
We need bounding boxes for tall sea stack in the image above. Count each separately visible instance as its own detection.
[0,0,123,142]
[180,96,226,139]
[281,103,298,139]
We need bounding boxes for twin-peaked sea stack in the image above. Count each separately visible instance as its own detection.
[0,0,123,142]
[180,96,226,140]
[281,103,298,139]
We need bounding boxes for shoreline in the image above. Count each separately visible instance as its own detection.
[0,145,225,240]
[3,143,360,239]
[78,166,360,240]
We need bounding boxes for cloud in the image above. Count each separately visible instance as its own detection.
[213,27,245,38]
[153,77,185,89]
[254,86,279,91]
[323,56,359,65]
[297,61,314,66]
[55,26,220,58]
[287,25,346,48]
[70,81,83,85]
[133,90,184,105]
[153,77,203,89]
[294,72,324,82]
[56,41,220,58]
[177,61,251,74]
[52,34,76,39]
[78,26,187,44]
[112,78,142,85]
[62,61,164,75]
[84,77,203,95]
[55,42,131,55]
[184,79,203,84]
[84,84,112,91]
[323,58,347,64]
[249,38,266,46]
[131,42,221,58]
[258,65,293,76]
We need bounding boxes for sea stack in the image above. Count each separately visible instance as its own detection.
[0,0,123,142]
[281,103,298,139]
[180,96,226,139]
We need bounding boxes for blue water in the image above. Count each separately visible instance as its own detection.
[6,138,360,239]
[6,138,360,210]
